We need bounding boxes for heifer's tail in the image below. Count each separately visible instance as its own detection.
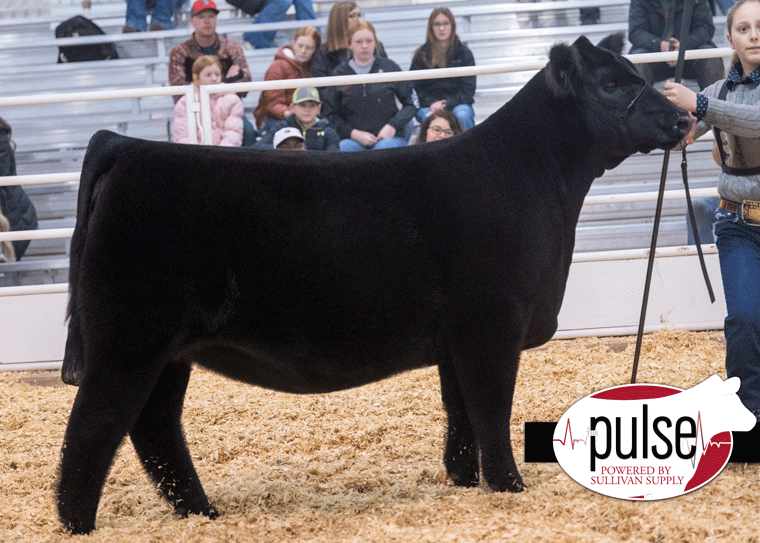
[62,130,122,386]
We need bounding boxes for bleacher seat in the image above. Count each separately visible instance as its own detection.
[0,0,732,286]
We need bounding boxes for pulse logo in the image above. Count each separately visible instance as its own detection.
[553,375,756,500]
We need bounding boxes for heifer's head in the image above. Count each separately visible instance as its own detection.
[546,35,691,170]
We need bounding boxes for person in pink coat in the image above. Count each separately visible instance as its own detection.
[173,55,244,146]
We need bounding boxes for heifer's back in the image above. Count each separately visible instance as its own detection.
[62,129,480,388]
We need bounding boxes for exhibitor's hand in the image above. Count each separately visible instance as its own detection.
[663,80,697,113]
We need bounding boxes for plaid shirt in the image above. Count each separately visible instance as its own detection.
[168,34,252,103]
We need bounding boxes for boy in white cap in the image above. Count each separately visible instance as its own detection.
[255,87,340,151]
[273,127,306,150]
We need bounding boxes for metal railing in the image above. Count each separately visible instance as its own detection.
[0,46,732,296]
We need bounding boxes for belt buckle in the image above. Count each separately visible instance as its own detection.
[741,199,760,225]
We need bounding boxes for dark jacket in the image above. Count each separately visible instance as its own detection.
[410,38,476,109]
[628,0,716,53]
[321,56,417,140]
[0,129,38,259]
[254,115,340,151]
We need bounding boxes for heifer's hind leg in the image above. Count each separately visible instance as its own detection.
[129,360,217,520]
[57,352,169,534]
[438,360,479,487]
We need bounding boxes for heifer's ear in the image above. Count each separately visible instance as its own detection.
[546,42,581,98]
[596,32,625,55]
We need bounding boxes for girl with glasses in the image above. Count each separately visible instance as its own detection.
[415,109,463,144]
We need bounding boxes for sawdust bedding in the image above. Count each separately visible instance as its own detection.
[1,329,758,542]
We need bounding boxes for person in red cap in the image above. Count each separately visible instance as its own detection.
[169,0,252,104]
[169,0,255,143]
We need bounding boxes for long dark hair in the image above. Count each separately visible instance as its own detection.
[413,7,457,69]
[325,1,358,52]
[417,109,463,143]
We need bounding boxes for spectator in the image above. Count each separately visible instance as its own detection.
[310,1,387,93]
[580,7,601,25]
[409,7,476,135]
[124,0,174,32]
[169,0,252,103]
[273,126,307,149]
[322,21,416,151]
[255,86,340,150]
[663,0,760,420]
[413,109,463,144]
[169,0,254,143]
[253,26,321,131]
[0,118,38,261]
[173,56,244,146]
[243,0,317,50]
[629,0,724,90]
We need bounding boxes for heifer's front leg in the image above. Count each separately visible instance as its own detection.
[438,360,479,487]
[129,360,217,520]
[452,337,526,493]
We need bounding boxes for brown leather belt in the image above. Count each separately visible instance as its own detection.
[719,198,760,225]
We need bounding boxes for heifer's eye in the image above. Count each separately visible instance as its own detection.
[603,81,619,92]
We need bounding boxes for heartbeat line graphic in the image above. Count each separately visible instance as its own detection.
[553,419,590,450]
[683,411,732,469]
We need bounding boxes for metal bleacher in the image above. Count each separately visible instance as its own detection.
[0,0,731,286]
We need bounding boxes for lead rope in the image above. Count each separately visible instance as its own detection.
[630,0,714,383]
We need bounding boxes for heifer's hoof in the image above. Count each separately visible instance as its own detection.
[485,472,526,493]
[444,446,480,487]
[61,518,95,536]
[506,477,527,493]
[175,503,219,520]
[449,471,480,488]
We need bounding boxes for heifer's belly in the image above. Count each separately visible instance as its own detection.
[179,335,438,394]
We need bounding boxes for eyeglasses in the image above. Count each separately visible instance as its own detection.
[432,21,451,28]
[428,126,454,137]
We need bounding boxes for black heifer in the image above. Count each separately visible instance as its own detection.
[57,35,690,534]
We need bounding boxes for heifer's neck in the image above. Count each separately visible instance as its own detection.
[481,72,607,219]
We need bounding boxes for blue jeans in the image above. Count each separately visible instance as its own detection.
[243,0,316,49]
[339,137,407,151]
[715,209,760,420]
[126,0,174,30]
[418,104,475,131]
[686,196,720,245]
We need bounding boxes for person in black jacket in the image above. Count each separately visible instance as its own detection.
[0,118,37,261]
[628,0,724,89]
[322,21,416,151]
[254,86,340,151]
[309,2,387,99]
[409,7,476,132]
